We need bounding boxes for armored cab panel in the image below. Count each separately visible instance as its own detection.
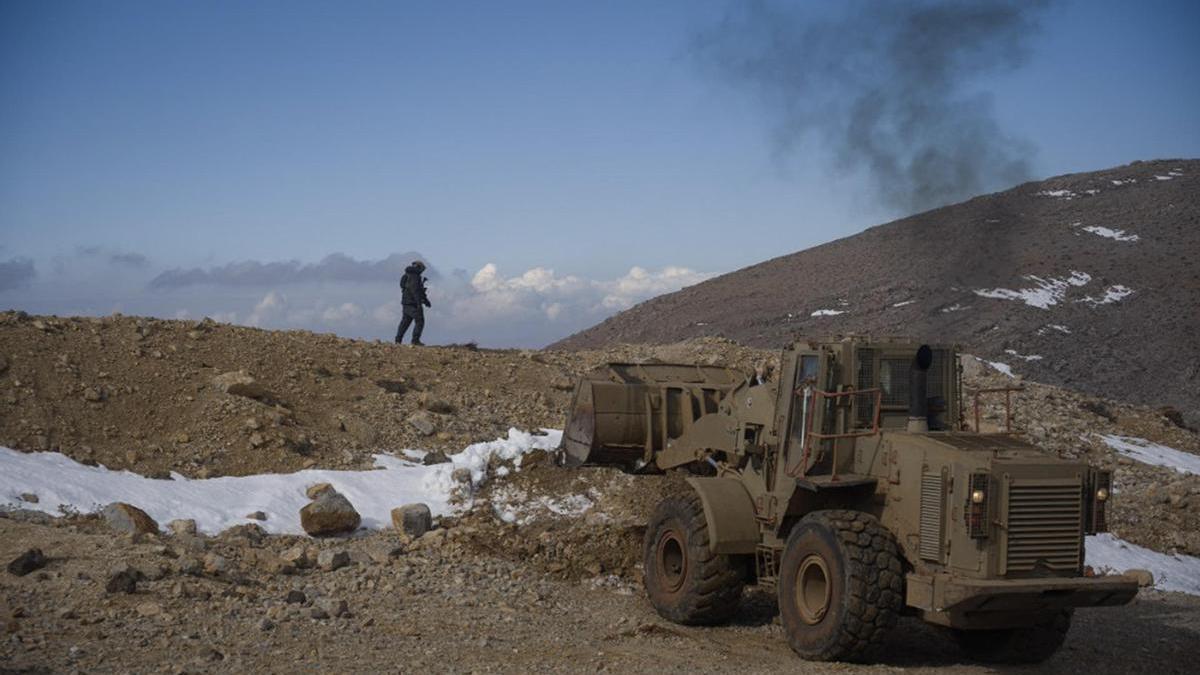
[561,363,745,469]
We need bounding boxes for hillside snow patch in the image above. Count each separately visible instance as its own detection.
[0,428,562,535]
[974,271,1091,309]
[1099,434,1200,476]
[1037,189,1076,199]
[1080,225,1140,242]
[1079,285,1134,307]
[811,309,845,317]
[1087,533,1200,596]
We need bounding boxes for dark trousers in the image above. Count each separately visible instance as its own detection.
[395,304,424,343]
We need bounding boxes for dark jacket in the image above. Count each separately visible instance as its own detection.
[401,265,430,307]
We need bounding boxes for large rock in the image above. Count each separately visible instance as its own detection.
[168,519,197,536]
[212,370,276,402]
[391,504,432,538]
[317,549,350,572]
[300,490,361,536]
[7,549,47,577]
[102,503,159,535]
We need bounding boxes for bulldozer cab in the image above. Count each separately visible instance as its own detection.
[774,338,962,483]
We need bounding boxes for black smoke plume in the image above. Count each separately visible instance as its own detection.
[695,0,1048,214]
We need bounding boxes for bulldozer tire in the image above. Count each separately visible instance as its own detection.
[953,610,1072,664]
[777,510,903,662]
[642,493,744,625]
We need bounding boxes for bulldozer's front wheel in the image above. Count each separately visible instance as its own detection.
[953,610,1072,664]
[777,510,903,662]
[642,493,744,625]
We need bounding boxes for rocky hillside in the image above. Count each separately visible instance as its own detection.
[553,159,1200,423]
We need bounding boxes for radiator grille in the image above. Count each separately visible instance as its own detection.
[1005,481,1083,573]
[919,472,945,561]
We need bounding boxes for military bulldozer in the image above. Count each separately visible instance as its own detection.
[560,337,1137,663]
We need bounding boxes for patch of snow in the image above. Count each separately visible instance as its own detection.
[0,428,562,535]
[1078,285,1133,307]
[1004,349,1043,361]
[1099,434,1200,476]
[811,309,845,317]
[1037,189,1076,199]
[1087,533,1200,596]
[984,360,1015,378]
[1083,189,1100,195]
[941,303,968,313]
[490,486,596,526]
[1110,178,1136,186]
[1081,225,1139,242]
[973,271,1092,309]
[1155,174,1175,181]
[1037,324,1072,336]
[891,300,915,307]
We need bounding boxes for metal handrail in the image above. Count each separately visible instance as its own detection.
[786,387,883,479]
[971,386,1025,432]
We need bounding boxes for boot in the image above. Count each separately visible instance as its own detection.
[411,339,425,346]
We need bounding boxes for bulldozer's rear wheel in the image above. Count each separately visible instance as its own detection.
[777,510,903,662]
[642,493,744,625]
[953,610,1072,663]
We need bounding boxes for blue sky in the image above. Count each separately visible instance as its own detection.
[1,0,1197,346]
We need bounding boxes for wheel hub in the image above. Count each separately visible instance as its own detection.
[796,554,831,625]
[656,530,687,593]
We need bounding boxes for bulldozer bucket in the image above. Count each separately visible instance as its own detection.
[560,362,746,470]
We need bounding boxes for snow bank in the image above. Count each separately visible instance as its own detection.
[1081,225,1140,242]
[810,309,845,317]
[983,359,1016,378]
[1004,349,1043,362]
[1087,533,1200,596]
[973,271,1091,309]
[891,300,914,308]
[1099,434,1200,476]
[0,428,562,535]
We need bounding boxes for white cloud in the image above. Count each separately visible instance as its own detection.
[321,302,364,323]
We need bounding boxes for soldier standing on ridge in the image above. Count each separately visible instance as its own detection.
[395,260,431,346]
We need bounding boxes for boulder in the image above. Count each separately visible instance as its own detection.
[245,511,267,521]
[391,504,432,538]
[315,597,349,618]
[280,546,312,569]
[203,554,228,575]
[102,503,159,535]
[300,490,361,536]
[284,589,307,604]
[7,549,47,577]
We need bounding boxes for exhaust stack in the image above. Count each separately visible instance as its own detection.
[907,345,933,433]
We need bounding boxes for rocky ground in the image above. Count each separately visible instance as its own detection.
[3,313,1200,672]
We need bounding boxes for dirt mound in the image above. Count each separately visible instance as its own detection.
[552,159,1200,424]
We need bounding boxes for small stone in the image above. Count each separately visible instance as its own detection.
[316,597,348,618]
[280,546,311,569]
[245,511,267,521]
[7,549,47,577]
[451,467,472,485]
[421,451,450,466]
[168,519,197,536]
[212,370,276,402]
[390,503,432,538]
[407,411,437,436]
[245,417,262,431]
[136,602,161,617]
[175,432,190,444]
[203,553,228,575]
[1127,568,1155,587]
[285,590,307,604]
[105,566,142,594]
[249,432,266,448]
[317,550,350,572]
[310,607,330,620]
[101,502,159,535]
[83,387,104,402]
[258,617,275,631]
[300,490,361,537]
[305,483,335,500]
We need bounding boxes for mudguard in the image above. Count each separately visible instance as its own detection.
[685,476,758,555]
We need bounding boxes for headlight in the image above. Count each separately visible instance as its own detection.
[971,489,986,504]
[1096,487,1109,502]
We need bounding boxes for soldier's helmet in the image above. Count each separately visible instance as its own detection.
[412,260,426,270]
